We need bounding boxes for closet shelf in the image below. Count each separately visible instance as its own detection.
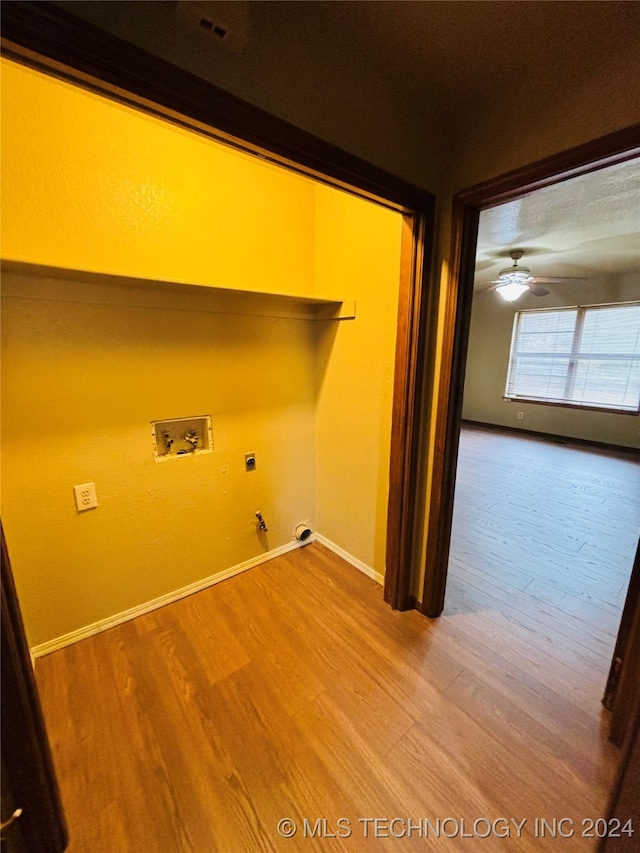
[0,260,356,321]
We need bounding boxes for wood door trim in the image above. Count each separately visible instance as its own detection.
[456,124,640,209]
[599,590,640,851]
[385,212,434,609]
[607,541,640,742]
[1,524,68,851]
[421,124,640,616]
[1,1,433,610]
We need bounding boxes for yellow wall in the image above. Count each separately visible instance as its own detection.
[0,59,315,296]
[1,59,402,646]
[314,188,402,572]
[1,273,317,646]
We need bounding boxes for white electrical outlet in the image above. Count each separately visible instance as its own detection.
[517,411,524,420]
[74,482,98,512]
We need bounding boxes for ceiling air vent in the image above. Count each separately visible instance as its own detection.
[176,1,249,52]
[199,18,227,40]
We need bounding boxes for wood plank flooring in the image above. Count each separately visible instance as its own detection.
[34,428,639,851]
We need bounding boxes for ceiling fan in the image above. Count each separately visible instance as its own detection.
[482,250,585,302]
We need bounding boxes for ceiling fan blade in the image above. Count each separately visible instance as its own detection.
[529,284,550,297]
[531,276,587,284]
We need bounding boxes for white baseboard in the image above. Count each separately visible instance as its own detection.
[30,539,308,659]
[30,534,384,660]
[314,534,384,586]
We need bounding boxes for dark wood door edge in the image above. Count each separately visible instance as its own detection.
[420,200,479,616]
[384,212,434,610]
[1,524,68,851]
[607,541,640,742]
[599,609,640,851]
[1,1,435,611]
[420,124,640,617]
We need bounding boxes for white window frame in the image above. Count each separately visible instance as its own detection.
[504,302,640,415]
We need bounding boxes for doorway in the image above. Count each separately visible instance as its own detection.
[449,158,640,661]
[421,129,640,610]
[421,130,640,756]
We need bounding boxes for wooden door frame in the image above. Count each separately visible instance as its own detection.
[608,541,640,746]
[419,123,640,617]
[1,523,68,851]
[1,1,433,611]
[599,572,640,852]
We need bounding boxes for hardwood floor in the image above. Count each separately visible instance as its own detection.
[34,428,639,851]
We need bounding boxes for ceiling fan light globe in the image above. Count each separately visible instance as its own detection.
[496,282,530,302]
[497,267,532,283]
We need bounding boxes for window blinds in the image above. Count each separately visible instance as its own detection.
[505,303,640,413]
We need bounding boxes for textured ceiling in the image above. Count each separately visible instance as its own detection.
[56,1,640,116]
[475,157,640,288]
[255,1,640,112]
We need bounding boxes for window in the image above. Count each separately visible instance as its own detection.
[505,303,640,414]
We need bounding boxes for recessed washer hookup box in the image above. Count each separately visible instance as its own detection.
[151,415,213,461]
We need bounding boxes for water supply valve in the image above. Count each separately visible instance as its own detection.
[185,429,199,450]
